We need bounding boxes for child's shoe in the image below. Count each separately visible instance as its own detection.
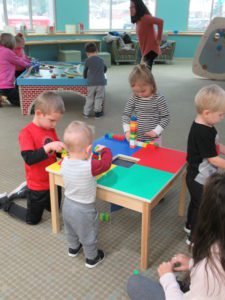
[8,181,28,200]
[68,243,82,257]
[95,111,103,119]
[184,223,191,235]
[186,235,194,246]
[82,113,89,119]
[85,249,105,268]
[0,192,9,209]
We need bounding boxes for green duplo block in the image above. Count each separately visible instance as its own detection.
[99,212,110,222]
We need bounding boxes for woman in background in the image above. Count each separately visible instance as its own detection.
[130,0,163,70]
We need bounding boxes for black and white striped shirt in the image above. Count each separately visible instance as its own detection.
[122,93,170,141]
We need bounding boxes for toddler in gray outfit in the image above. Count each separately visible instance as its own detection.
[61,121,112,268]
[83,42,107,119]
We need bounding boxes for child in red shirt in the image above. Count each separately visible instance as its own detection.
[0,91,65,225]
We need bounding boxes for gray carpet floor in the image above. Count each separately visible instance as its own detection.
[1,59,225,300]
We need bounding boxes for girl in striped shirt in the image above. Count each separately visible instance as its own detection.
[122,64,170,142]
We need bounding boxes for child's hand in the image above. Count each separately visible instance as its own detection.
[157,261,173,277]
[171,254,190,272]
[44,141,65,154]
[125,131,130,141]
[94,145,106,153]
[144,130,158,138]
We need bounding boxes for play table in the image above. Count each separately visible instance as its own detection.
[17,62,106,115]
[46,135,187,269]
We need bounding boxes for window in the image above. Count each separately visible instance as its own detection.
[89,0,156,30]
[0,0,55,31]
[188,0,225,31]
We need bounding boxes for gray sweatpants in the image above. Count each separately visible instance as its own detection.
[62,197,98,260]
[83,85,105,115]
[127,275,165,300]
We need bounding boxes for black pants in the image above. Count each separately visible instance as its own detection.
[143,51,158,70]
[7,187,62,225]
[186,171,203,237]
[0,87,20,106]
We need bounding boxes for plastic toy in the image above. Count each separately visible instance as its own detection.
[105,133,125,141]
[133,269,140,275]
[99,212,110,222]
[130,116,138,148]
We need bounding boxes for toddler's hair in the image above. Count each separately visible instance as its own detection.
[195,84,225,113]
[15,33,25,44]
[129,64,157,94]
[0,33,16,50]
[63,121,94,153]
[34,91,65,115]
[85,42,97,53]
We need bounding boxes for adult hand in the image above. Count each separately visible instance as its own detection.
[171,254,190,272]
[158,261,173,277]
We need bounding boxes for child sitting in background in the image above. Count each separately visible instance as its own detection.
[83,42,107,119]
[0,91,65,225]
[61,121,112,268]
[122,64,170,143]
[14,33,31,78]
[0,33,31,106]
[127,172,225,299]
[185,84,225,245]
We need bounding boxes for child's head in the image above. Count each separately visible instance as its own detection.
[85,42,98,55]
[193,172,225,270]
[195,84,225,125]
[33,91,65,130]
[63,121,94,157]
[129,64,157,98]
[0,33,16,50]
[15,33,25,48]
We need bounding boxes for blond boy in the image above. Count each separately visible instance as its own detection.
[61,121,112,268]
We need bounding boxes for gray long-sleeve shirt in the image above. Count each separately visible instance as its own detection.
[83,55,107,86]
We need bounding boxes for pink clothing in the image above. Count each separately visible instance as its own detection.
[160,245,225,299]
[14,47,30,71]
[0,45,30,89]
[136,14,163,56]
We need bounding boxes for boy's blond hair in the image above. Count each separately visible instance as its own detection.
[34,91,65,115]
[0,33,16,50]
[63,121,94,153]
[195,84,225,114]
[129,64,157,94]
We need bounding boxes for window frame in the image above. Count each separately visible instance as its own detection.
[1,0,56,32]
[88,0,157,31]
[187,0,225,32]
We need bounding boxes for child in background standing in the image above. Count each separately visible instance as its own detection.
[127,172,225,300]
[122,64,170,143]
[14,33,31,78]
[185,84,225,245]
[61,121,112,268]
[83,42,107,119]
[0,33,31,106]
[0,91,65,225]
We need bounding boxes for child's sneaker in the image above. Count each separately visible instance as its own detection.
[82,113,89,119]
[85,249,105,268]
[186,235,193,246]
[68,243,82,257]
[8,181,28,200]
[184,223,191,235]
[0,192,9,209]
[95,111,103,119]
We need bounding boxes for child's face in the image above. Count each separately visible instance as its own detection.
[16,39,25,48]
[204,110,225,126]
[131,81,153,98]
[36,111,63,130]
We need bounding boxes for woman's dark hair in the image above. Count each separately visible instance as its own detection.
[130,0,150,24]
[192,172,225,287]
